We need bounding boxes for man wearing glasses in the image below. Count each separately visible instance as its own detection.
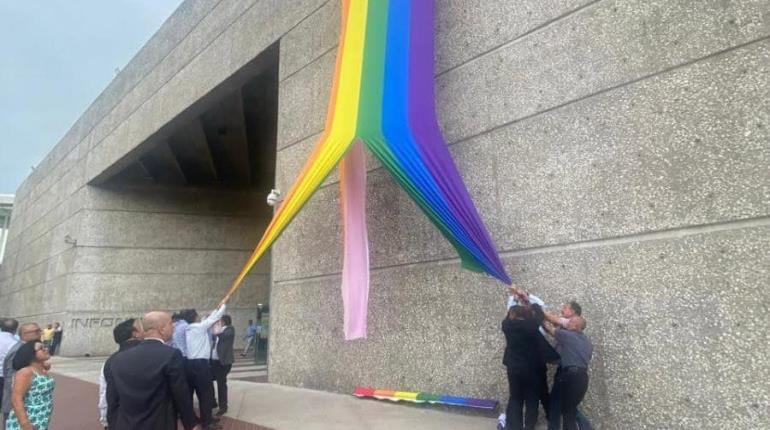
[1,322,42,425]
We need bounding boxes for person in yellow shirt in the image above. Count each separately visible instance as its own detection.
[41,324,55,350]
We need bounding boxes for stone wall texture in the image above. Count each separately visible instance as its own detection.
[1,1,768,429]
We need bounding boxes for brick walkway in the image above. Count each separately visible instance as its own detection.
[50,372,273,430]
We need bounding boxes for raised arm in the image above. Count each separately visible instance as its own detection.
[542,310,564,325]
[200,304,227,330]
[542,321,558,337]
[506,284,527,310]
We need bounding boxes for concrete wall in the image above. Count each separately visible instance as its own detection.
[269,1,770,429]
[0,0,323,353]
[0,183,269,355]
[1,0,768,428]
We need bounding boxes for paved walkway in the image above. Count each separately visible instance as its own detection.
[48,356,499,430]
[229,356,268,383]
[49,372,270,430]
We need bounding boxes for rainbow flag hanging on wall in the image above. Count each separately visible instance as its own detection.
[224,0,512,338]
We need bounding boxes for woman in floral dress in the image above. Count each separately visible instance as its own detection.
[5,341,55,430]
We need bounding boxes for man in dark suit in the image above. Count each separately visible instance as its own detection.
[211,315,235,416]
[105,311,201,430]
[502,305,541,430]
[99,318,144,428]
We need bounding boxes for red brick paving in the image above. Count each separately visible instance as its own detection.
[50,373,273,430]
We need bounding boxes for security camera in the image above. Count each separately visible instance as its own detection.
[266,189,282,207]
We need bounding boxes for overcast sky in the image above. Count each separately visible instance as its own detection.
[0,0,183,195]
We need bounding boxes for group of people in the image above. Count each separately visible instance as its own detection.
[500,285,594,430]
[2,288,591,430]
[39,324,63,357]
[99,303,234,430]
[0,305,260,430]
[0,318,56,430]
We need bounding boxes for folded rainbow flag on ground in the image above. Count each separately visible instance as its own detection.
[353,386,498,410]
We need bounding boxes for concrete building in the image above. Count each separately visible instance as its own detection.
[0,1,768,428]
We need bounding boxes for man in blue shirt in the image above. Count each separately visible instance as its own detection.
[170,310,191,358]
[241,320,257,357]
[0,318,20,417]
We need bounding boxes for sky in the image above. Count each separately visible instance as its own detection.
[0,0,184,194]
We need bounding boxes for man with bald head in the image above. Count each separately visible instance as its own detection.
[105,311,202,430]
[2,322,41,424]
[543,314,593,430]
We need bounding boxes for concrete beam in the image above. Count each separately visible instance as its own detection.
[167,117,219,184]
[201,89,252,186]
[139,141,188,186]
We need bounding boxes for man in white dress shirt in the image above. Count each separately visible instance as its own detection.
[186,304,226,430]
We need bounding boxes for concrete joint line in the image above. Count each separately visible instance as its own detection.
[499,216,770,259]
[278,130,324,152]
[280,44,338,84]
[13,191,256,267]
[308,36,770,194]
[16,205,87,251]
[83,207,262,219]
[449,35,770,148]
[11,245,78,281]
[0,311,68,320]
[68,270,261,277]
[0,270,71,298]
[75,244,254,252]
[435,0,605,79]
[273,216,770,286]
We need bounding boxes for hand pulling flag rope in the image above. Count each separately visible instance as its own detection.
[222,0,511,339]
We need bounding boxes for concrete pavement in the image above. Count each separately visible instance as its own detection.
[49,356,500,430]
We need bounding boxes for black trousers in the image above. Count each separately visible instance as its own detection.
[506,367,539,430]
[555,367,589,430]
[187,359,216,425]
[210,360,232,409]
[0,376,4,415]
[50,337,61,355]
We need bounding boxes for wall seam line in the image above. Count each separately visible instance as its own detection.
[273,216,770,285]
[310,35,770,192]
[435,0,605,78]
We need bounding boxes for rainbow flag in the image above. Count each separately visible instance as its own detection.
[353,386,499,410]
[225,0,511,338]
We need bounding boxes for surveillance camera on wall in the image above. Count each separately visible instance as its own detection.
[266,189,282,207]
